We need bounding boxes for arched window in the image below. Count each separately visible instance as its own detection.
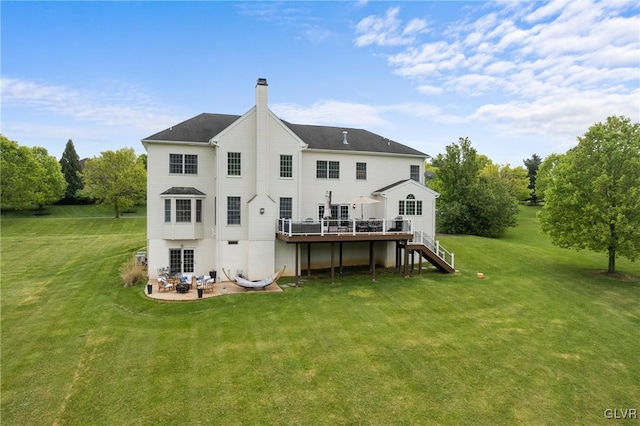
[398,194,422,216]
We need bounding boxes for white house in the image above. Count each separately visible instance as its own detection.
[142,79,454,283]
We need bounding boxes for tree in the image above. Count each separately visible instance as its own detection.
[0,136,67,212]
[481,162,530,202]
[31,146,67,213]
[538,115,640,274]
[59,139,84,203]
[1,135,39,209]
[82,148,147,218]
[523,153,543,204]
[535,153,563,202]
[434,137,518,238]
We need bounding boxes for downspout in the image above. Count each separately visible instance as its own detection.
[214,143,221,279]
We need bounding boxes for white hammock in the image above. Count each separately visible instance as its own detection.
[223,266,286,289]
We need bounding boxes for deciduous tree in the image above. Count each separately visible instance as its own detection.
[31,146,67,213]
[1,136,66,212]
[538,115,640,274]
[434,137,518,238]
[82,148,146,218]
[1,135,39,209]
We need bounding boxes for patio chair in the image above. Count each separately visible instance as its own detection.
[368,218,382,232]
[157,276,174,292]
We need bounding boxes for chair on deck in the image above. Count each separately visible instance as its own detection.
[368,218,382,232]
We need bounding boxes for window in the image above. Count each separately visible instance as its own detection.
[228,152,241,176]
[227,196,241,225]
[317,160,340,179]
[195,199,202,223]
[164,199,171,223]
[356,162,367,180]
[410,165,420,182]
[279,197,292,219]
[169,248,194,275]
[316,161,327,179]
[170,154,198,174]
[329,161,340,179]
[399,194,422,216]
[170,154,182,174]
[184,155,198,174]
[176,199,191,222]
[318,204,349,220]
[280,155,293,178]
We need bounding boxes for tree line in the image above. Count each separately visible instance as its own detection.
[0,136,146,218]
[427,115,639,274]
[2,114,638,273]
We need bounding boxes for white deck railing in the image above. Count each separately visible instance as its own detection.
[276,217,413,237]
[411,230,455,270]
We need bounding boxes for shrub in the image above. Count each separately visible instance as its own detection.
[120,258,147,288]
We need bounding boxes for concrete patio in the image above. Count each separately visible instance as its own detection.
[145,279,283,301]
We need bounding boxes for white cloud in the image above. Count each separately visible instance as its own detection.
[1,77,182,132]
[354,7,427,47]
[417,85,444,95]
[272,99,445,131]
[273,100,391,128]
[353,1,640,146]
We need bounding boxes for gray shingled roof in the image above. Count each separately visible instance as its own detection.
[144,113,240,143]
[143,113,428,157]
[373,179,412,193]
[160,187,206,196]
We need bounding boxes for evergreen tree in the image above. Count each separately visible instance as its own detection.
[59,139,83,203]
[523,154,543,204]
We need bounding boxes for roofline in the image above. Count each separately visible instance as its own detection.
[372,178,440,198]
[303,147,429,159]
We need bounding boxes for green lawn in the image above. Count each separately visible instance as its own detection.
[1,206,638,425]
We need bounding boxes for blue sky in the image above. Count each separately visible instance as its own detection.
[2,1,638,166]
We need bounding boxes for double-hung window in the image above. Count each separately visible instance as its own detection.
[279,197,292,219]
[317,160,340,179]
[410,165,420,182]
[228,152,241,176]
[227,196,241,225]
[280,155,293,178]
[176,199,191,222]
[170,154,198,174]
[164,199,171,223]
[356,162,367,180]
[195,200,202,223]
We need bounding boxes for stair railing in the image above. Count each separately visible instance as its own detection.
[411,230,455,270]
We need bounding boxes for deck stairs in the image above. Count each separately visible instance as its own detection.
[407,230,456,273]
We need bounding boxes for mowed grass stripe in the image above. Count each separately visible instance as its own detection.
[1,206,638,425]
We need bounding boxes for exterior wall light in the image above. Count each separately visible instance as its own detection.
[260,208,265,215]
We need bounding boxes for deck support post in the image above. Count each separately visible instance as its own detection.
[330,242,335,284]
[370,241,376,281]
[295,242,299,286]
[307,243,311,276]
[339,242,343,274]
[404,242,409,278]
